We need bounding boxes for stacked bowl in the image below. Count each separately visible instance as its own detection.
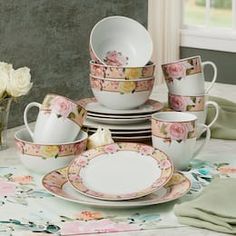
[89,16,155,110]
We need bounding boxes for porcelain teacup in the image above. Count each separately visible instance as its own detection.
[151,112,211,170]
[161,55,217,95]
[168,93,219,128]
[24,94,87,144]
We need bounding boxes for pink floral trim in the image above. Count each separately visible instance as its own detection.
[42,168,191,207]
[41,94,87,127]
[162,57,202,83]
[67,142,173,201]
[90,61,155,79]
[151,119,196,142]
[90,77,154,94]
[15,139,87,159]
[103,50,128,66]
[168,94,205,112]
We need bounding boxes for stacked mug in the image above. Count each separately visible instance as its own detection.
[89,16,155,110]
[15,94,88,174]
[151,56,219,170]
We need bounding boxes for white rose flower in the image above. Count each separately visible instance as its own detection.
[0,62,13,98]
[7,67,33,97]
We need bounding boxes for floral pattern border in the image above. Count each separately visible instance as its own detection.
[41,94,87,127]
[168,94,205,112]
[43,168,191,206]
[90,61,155,80]
[162,57,202,84]
[151,119,196,142]
[15,139,87,159]
[90,77,154,94]
[67,142,173,201]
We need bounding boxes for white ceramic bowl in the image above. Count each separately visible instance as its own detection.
[90,16,153,67]
[90,60,155,79]
[15,128,88,174]
[90,75,155,110]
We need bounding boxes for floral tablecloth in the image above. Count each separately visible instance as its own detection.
[1,155,235,236]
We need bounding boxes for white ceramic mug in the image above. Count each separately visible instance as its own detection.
[24,94,87,144]
[168,93,219,128]
[162,55,217,95]
[151,112,211,170]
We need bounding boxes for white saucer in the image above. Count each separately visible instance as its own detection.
[77,98,163,115]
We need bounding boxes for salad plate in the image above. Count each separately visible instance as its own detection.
[42,168,191,208]
[87,112,151,119]
[87,115,149,125]
[67,142,173,201]
[77,98,163,115]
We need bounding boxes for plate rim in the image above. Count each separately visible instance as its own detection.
[42,167,191,208]
[67,142,174,201]
[77,97,164,115]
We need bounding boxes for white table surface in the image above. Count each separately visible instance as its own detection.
[0,82,235,236]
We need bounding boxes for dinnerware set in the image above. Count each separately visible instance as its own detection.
[15,93,88,174]
[13,16,220,207]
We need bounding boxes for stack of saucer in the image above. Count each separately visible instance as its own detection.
[42,142,191,208]
[78,97,163,142]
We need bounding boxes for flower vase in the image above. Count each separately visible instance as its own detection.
[0,98,12,150]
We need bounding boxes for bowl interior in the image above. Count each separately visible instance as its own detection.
[90,16,153,67]
[15,128,88,145]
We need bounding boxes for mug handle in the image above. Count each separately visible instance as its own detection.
[23,102,41,140]
[193,123,211,158]
[202,61,217,93]
[205,101,219,128]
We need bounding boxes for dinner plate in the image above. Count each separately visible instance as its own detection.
[42,168,191,208]
[83,119,151,130]
[67,142,173,201]
[87,115,149,125]
[87,112,151,119]
[86,128,151,135]
[77,98,163,115]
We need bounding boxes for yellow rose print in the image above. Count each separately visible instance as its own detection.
[40,145,60,158]
[124,68,142,79]
[119,81,136,94]
[165,173,185,187]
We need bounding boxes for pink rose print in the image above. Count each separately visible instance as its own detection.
[104,143,119,154]
[74,211,103,221]
[165,63,186,79]
[159,159,171,169]
[76,156,88,167]
[50,96,77,118]
[11,175,33,184]
[0,181,16,196]
[91,65,105,77]
[218,166,236,175]
[104,50,128,66]
[61,219,140,235]
[74,141,86,155]
[91,78,102,90]
[169,123,188,141]
[169,95,187,111]
[139,145,154,156]
[16,141,24,153]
